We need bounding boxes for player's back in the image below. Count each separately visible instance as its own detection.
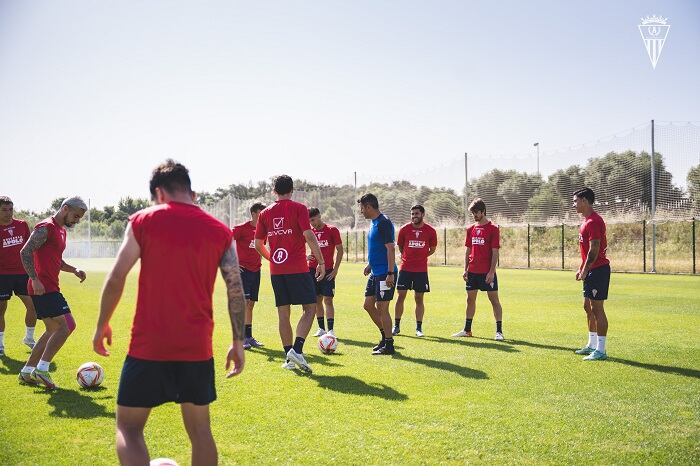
[256,199,310,275]
[128,202,232,361]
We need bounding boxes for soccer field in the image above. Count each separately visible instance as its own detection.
[1,261,698,465]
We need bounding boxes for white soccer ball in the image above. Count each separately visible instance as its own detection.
[76,362,105,388]
[150,459,180,466]
[318,334,338,354]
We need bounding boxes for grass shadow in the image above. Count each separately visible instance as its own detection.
[402,334,520,353]
[505,338,700,380]
[248,346,343,367]
[393,353,489,380]
[41,387,114,419]
[0,355,57,374]
[310,374,408,401]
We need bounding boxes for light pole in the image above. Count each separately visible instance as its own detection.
[533,142,540,176]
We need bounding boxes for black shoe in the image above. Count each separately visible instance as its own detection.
[372,345,395,355]
[373,339,386,351]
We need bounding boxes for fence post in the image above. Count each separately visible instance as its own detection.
[693,217,696,274]
[443,227,447,266]
[527,224,531,268]
[642,220,647,272]
[346,231,349,262]
[362,231,366,262]
[561,223,565,270]
[651,119,657,273]
[355,231,358,262]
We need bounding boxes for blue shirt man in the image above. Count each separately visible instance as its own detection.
[368,213,397,276]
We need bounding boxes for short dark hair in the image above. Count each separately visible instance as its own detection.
[308,207,320,218]
[573,187,595,204]
[149,159,192,199]
[250,202,266,214]
[469,198,486,214]
[357,193,379,210]
[0,196,12,207]
[273,175,294,195]
[411,204,425,214]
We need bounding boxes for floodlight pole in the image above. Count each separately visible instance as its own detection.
[87,198,91,258]
[651,120,656,273]
[464,153,468,225]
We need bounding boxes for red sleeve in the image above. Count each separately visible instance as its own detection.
[465,226,472,247]
[254,213,267,240]
[491,225,500,249]
[429,227,438,248]
[297,204,312,232]
[231,226,240,241]
[331,227,342,245]
[397,226,406,248]
[224,229,234,251]
[128,213,143,245]
[587,219,603,241]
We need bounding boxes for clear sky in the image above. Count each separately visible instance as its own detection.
[1,0,699,210]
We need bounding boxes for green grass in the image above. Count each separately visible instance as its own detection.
[1,261,699,465]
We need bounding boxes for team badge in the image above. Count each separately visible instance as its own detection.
[638,15,670,69]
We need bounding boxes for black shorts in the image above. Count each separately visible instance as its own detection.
[270,273,316,307]
[309,268,335,297]
[0,274,29,300]
[583,264,610,301]
[365,274,395,302]
[240,268,261,302]
[396,270,430,293]
[466,272,498,292]
[117,356,216,408]
[31,292,71,319]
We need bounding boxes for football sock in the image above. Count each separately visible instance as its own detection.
[37,360,50,372]
[384,337,394,348]
[283,345,292,357]
[380,329,386,341]
[317,317,325,330]
[596,336,607,353]
[587,332,597,348]
[327,318,334,331]
[0,331,4,347]
[464,319,473,332]
[26,327,35,340]
[21,365,34,374]
[394,317,401,328]
[244,324,252,339]
[496,321,502,333]
[416,320,422,331]
[293,337,305,354]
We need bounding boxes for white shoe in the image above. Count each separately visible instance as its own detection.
[22,337,36,349]
[495,332,504,341]
[326,329,336,337]
[281,360,296,370]
[452,330,473,337]
[313,328,326,337]
[286,349,312,373]
[416,330,424,337]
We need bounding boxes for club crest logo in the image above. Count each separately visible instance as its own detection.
[638,15,670,69]
[414,230,421,238]
[7,228,13,236]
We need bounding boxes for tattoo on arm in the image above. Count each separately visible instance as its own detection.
[20,227,48,279]
[585,240,600,267]
[220,244,246,341]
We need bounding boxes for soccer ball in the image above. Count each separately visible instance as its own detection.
[318,333,338,354]
[76,362,105,388]
[150,459,179,466]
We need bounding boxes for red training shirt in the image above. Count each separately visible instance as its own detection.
[232,221,262,272]
[308,224,342,270]
[579,211,609,270]
[465,221,500,274]
[255,199,311,275]
[0,219,31,275]
[27,218,66,294]
[397,223,438,272]
[128,202,233,361]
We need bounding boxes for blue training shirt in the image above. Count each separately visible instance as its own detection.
[367,213,397,276]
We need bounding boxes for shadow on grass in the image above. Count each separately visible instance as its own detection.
[248,346,343,367]
[342,338,488,380]
[310,374,408,401]
[401,334,519,353]
[0,355,57,374]
[504,338,700,380]
[41,387,114,419]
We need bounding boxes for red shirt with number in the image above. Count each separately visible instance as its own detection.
[128,202,233,361]
[465,221,500,274]
[255,199,311,275]
[308,224,342,270]
[27,217,66,294]
[0,219,31,275]
[232,221,262,272]
[397,223,438,272]
[579,211,609,270]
